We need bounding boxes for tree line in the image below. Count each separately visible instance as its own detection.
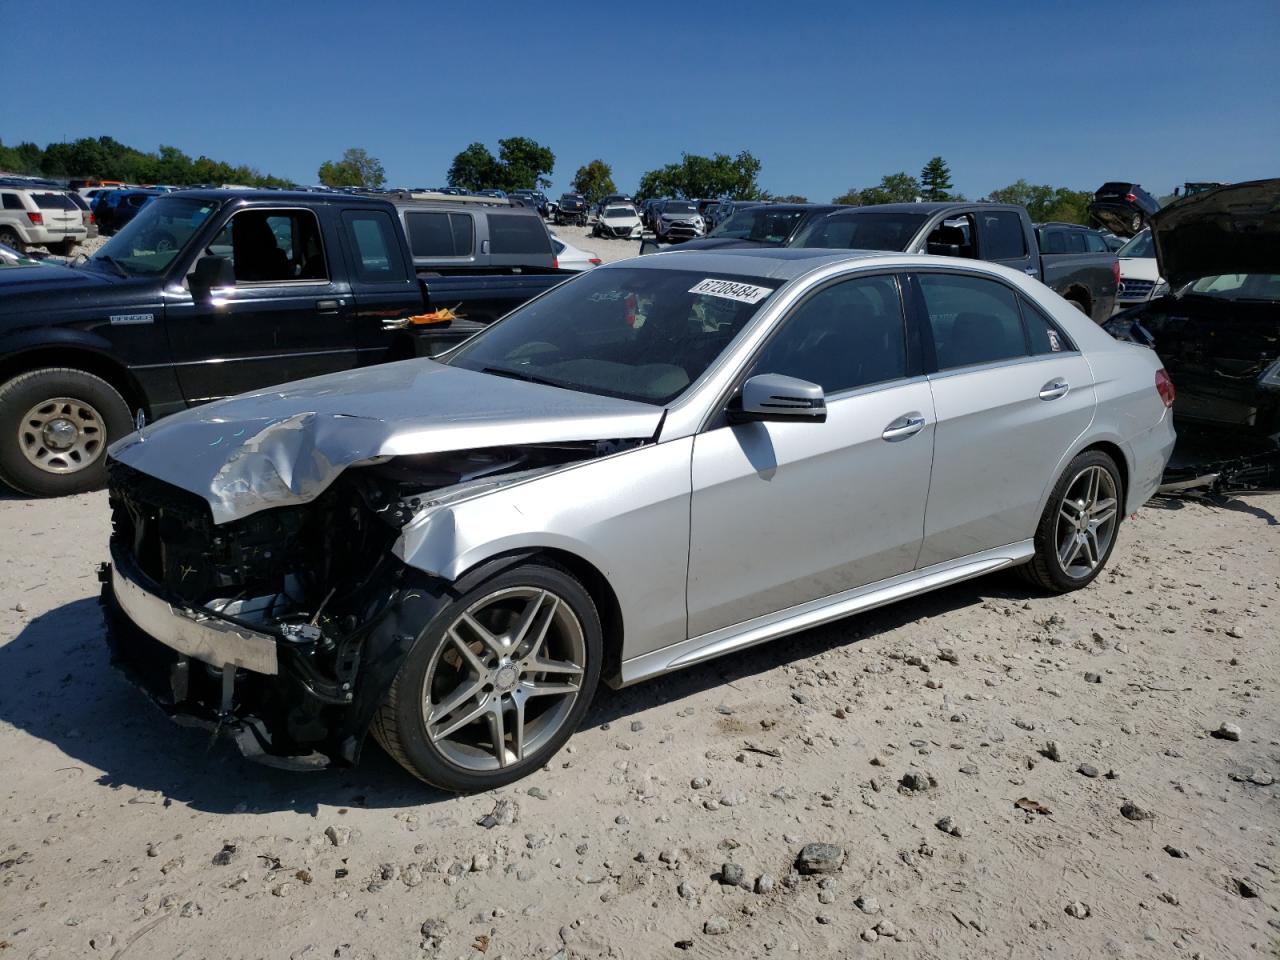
[0,135,1096,224]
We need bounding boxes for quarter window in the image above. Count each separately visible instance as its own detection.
[1021,295,1074,355]
[919,273,1027,369]
[748,275,908,394]
[1,193,22,210]
[342,210,408,283]
[488,213,551,255]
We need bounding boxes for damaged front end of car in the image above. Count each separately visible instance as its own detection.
[98,358,666,768]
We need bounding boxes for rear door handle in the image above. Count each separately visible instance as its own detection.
[1039,379,1069,401]
[882,413,926,441]
[315,299,340,314]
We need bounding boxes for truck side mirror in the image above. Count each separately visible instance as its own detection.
[189,255,235,299]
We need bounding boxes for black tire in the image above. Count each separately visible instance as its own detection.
[1129,212,1143,234]
[0,368,133,497]
[1067,298,1089,315]
[0,227,25,252]
[371,561,602,792]
[1018,449,1123,593]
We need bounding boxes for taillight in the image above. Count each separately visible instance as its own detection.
[1155,368,1175,408]
[1124,193,1137,203]
[1112,259,1121,288]
[552,257,558,270]
[26,212,43,225]
[589,257,602,266]
[88,213,96,224]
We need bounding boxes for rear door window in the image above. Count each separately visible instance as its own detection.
[342,210,408,283]
[918,273,1028,370]
[405,211,474,258]
[978,212,1027,261]
[1084,232,1108,253]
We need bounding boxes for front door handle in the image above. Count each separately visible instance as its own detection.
[315,299,340,314]
[1038,379,1069,401]
[882,413,926,441]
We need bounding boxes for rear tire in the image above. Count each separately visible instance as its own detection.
[372,561,602,792]
[1018,450,1123,593]
[0,368,133,496]
[1129,212,1143,234]
[0,227,25,252]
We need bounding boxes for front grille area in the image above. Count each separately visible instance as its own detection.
[1118,278,1155,301]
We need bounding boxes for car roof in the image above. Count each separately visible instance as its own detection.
[618,247,904,280]
[160,188,393,205]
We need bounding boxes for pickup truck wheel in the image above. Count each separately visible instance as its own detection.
[0,227,24,252]
[371,562,602,792]
[1018,450,1122,593]
[0,368,133,496]
[1067,298,1089,315]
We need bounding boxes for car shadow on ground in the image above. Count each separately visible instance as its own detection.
[1147,491,1278,525]
[0,575,1031,816]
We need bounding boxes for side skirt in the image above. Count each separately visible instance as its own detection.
[616,540,1034,686]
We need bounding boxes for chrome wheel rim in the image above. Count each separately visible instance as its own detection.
[18,396,107,474]
[1056,465,1119,578]
[422,586,586,772]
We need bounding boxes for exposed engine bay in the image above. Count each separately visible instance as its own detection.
[102,439,640,766]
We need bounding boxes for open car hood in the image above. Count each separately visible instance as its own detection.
[1152,179,1280,291]
[108,359,665,524]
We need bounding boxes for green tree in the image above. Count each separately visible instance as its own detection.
[919,156,954,201]
[635,150,763,200]
[446,142,501,191]
[770,193,809,203]
[317,147,384,189]
[834,172,921,206]
[495,136,556,191]
[987,180,1091,224]
[571,159,618,204]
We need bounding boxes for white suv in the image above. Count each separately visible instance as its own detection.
[0,188,88,254]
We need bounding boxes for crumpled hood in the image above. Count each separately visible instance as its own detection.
[1152,178,1280,290]
[108,359,665,524]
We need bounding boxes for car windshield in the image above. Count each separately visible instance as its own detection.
[604,206,634,217]
[709,207,805,243]
[90,196,219,276]
[664,201,696,214]
[1118,231,1154,258]
[1184,274,1280,301]
[791,212,928,251]
[446,267,781,404]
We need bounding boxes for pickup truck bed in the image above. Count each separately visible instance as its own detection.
[0,189,567,496]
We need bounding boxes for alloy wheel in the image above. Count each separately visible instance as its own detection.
[421,586,587,771]
[1056,465,1119,578]
[18,396,107,474]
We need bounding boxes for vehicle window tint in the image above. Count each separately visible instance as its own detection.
[1084,232,1108,253]
[450,213,474,256]
[1039,229,1064,254]
[342,210,407,283]
[748,275,907,394]
[979,212,1027,260]
[206,209,328,284]
[1066,231,1086,253]
[1020,295,1074,354]
[919,273,1027,369]
[406,212,455,257]
[488,213,550,255]
[34,193,76,210]
[1,193,22,210]
[925,215,975,258]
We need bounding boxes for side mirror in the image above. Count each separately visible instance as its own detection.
[189,255,234,299]
[728,373,826,424]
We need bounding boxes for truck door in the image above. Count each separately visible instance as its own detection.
[335,208,425,367]
[165,206,357,404]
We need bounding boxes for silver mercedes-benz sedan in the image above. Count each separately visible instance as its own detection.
[102,248,1175,790]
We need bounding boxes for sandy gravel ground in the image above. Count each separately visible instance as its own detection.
[1,477,1277,960]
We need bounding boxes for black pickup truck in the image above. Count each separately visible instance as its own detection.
[0,189,567,497]
[776,202,1119,323]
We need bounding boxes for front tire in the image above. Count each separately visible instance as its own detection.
[371,561,602,791]
[1019,450,1123,593]
[0,368,133,496]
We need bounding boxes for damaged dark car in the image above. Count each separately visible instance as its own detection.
[1106,178,1280,491]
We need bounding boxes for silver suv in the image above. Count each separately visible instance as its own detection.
[0,188,88,254]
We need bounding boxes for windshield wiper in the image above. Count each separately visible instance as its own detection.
[91,254,129,279]
[480,366,565,389]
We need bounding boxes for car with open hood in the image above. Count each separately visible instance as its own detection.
[1105,178,1280,489]
[102,247,1174,791]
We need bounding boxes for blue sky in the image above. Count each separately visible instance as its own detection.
[4,0,1277,200]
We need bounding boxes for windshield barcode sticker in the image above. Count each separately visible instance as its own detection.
[689,279,772,304]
